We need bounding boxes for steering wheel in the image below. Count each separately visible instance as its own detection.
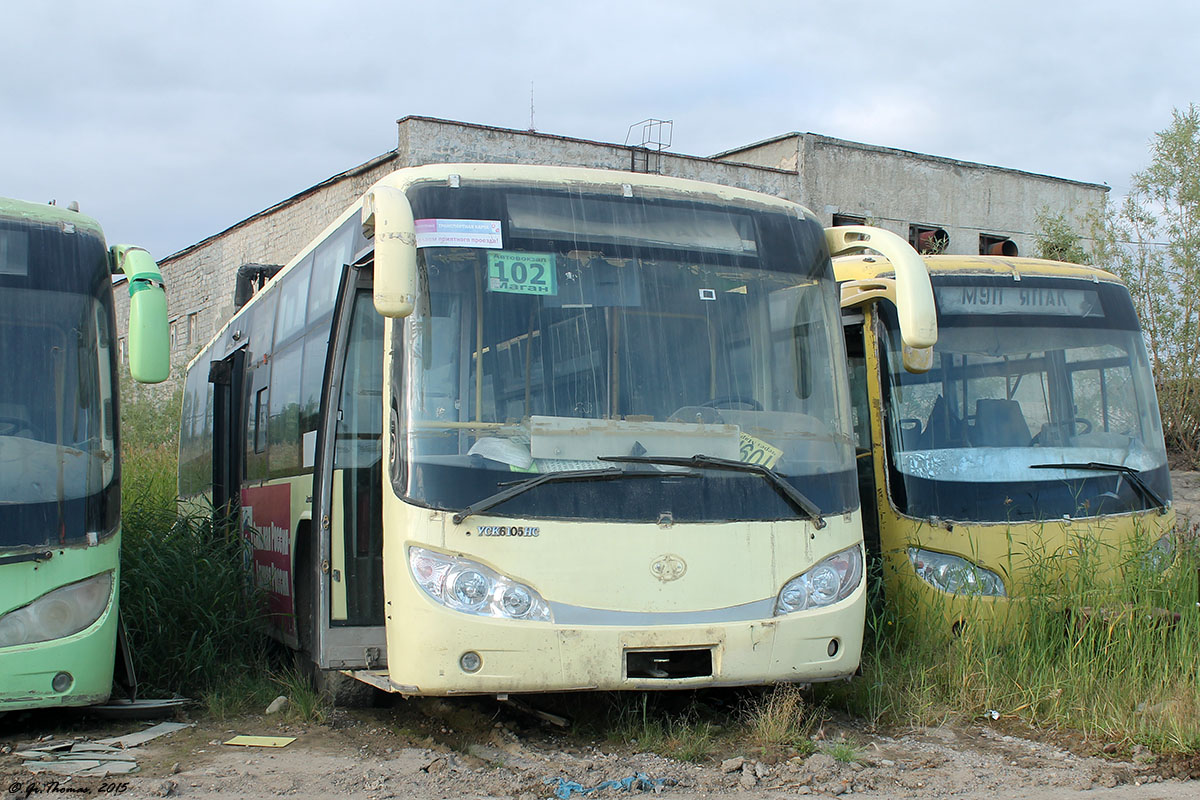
[1032,417,1094,446]
[0,416,31,436]
[699,395,763,411]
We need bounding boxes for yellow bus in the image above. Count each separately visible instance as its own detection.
[837,253,1175,631]
[179,165,933,696]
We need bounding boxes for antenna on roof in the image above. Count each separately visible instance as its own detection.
[624,119,673,174]
[529,81,536,132]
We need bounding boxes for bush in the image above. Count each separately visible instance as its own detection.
[119,380,272,696]
[1158,378,1200,469]
[820,531,1200,753]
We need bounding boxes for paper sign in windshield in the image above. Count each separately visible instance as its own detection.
[936,286,1102,317]
[487,251,557,296]
[415,218,502,249]
[739,433,783,469]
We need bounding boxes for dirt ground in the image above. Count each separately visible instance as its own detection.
[4,472,1199,800]
[4,701,1200,800]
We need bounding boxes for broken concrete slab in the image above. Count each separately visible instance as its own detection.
[97,721,191,748]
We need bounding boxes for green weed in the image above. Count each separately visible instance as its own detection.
[742,684,818,754]
[823,740,861,763]
[821,526,1200,753]
[273,663,331,724]
[602,693,720,762]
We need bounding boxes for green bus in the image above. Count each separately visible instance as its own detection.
[0,197,168,712]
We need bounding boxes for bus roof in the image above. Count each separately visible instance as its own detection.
[188,163,818,373]
[834,254,1122,286]
[366,163,807,210]
[0,196,105,240]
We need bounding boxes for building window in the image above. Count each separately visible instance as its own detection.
[909,224,949,255]
[186,312,198,347]
[118,337,127,365]
[831,213,867,227]
[169,321,178,350]
[979,233,1018,256]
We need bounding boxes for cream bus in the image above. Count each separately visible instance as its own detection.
[179,165,933,696]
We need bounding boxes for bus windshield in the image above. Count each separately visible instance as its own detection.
[388,183,855,523]
[880,276,1169,522]
[0,224,118,549]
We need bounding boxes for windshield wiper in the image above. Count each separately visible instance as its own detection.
[452,467,695,525]
[597,454,827,529]
[0,550,54,567]
[1030,461,1169,514]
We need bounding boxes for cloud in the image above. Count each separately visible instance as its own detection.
[4,0,1200,258]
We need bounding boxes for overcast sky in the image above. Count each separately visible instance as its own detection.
[3,1,1197,261]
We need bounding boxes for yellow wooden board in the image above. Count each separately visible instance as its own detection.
[223,735,296,748]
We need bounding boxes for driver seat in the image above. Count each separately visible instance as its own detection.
[973,399,1031,447]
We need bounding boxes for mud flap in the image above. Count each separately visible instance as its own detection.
[113,611,138,702]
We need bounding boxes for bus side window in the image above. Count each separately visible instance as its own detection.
[267,343,303,477]
[298,327,328,469]
[309,218,359,323]
[245,291,277,482]
[178,362,211,497]
[275,255,313,345]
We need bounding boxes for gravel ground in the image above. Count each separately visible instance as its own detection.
[3,706,1198,800]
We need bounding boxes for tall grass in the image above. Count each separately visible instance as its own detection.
[119,379,274,699]
[821,528,1200,753]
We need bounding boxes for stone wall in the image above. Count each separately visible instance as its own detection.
[113,153,398,383]
[798,134,1106,256]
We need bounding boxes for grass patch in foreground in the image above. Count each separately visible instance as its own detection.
[819,530,1200,754]
[601,693,722,762]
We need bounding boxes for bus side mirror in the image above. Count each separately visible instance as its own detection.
[111,245,170,384]
[827,225,938,373]
[363,187,416,318]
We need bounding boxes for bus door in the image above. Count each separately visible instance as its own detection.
[209,348,246,529]
[312,264,386,670]
[842,313,884,606]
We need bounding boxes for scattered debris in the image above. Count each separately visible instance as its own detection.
[15,722,193,777]
[223,735,297,748]
[500,695,571,728]
[91,697,189,719]
[719,756,745,773]
[98,721,192,748]
[543,773,674,798]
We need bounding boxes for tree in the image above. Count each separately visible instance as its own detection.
[1090,105,1200,466]
[1034,208,1092,264]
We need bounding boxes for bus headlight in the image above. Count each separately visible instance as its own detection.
[0,572,114,648]
[409,547,551,622]
[775,546,863,615]
[1142,533,1176,573]
[908,548,1006,597]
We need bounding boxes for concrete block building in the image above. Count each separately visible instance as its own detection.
[114,116,1108,380]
